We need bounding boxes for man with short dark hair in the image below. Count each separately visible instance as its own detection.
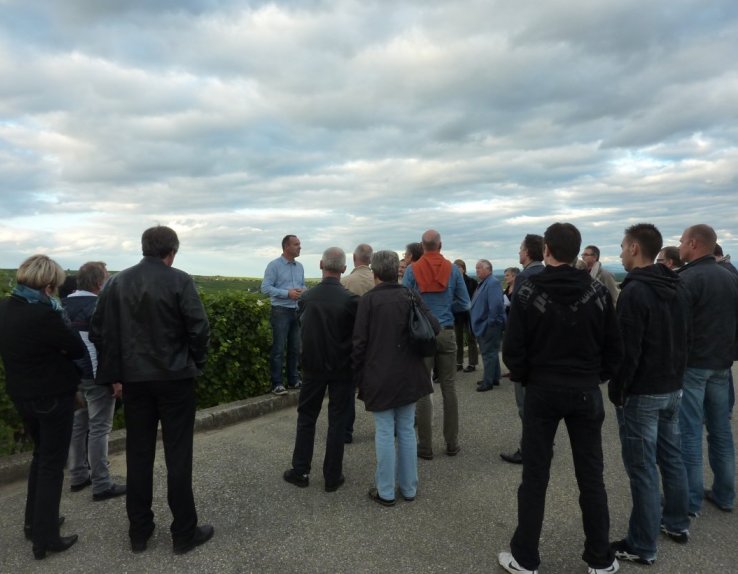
[262,235,306,396]
[91,226,212,555]
[501,234,545,465]
[499,222,623,574]
[657,246,682,270]
[677,224,738,515]
[64,261,127,501]
[403,229,470,459]
[582,244,619,304]
[608,223,690,565]
[283,247,359,492]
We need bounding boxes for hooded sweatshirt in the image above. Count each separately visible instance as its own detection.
[608,264,689,405]
[502,264,623,389]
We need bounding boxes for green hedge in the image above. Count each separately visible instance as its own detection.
[0,290,273,456]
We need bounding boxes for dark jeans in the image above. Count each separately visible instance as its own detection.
[454,316,478,366]
[291,376,353,485]
[14,393,75,546]
[123,379,198,545]
[616,391,689,560]
[269,306,301,388]
[511,385,613,571]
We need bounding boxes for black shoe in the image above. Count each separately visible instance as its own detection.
[500,449,523,464]
[173,524,214,555]
[660,524,689,544]
[131,526,155,553]
[368,488,396,507]
[446,444,461,456]
[493,380,500,386]
[33,535,78,560]
[417,451,434,460]
[477,383,494,392]
[287,380,303,390]
[456,364,463,372]
[70,477,91,492]
[704,489,733,512]
[93,483,127,501]
[24,516,65,541]
[344,435,353,444]
[283,468,309,488]
[402,494,416,502]
[611,538,654,565]
[463,365,476,373]
[325,475,345,493]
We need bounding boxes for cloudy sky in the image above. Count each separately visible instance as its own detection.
[2,0,737,277]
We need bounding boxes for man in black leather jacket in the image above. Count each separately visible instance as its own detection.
[90,226,211,555]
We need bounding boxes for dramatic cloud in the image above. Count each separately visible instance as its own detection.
[1,0,737,276]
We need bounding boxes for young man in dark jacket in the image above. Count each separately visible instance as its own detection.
[608,224,690,565]
[677,224,738,515]
[499,222,623,574]
[283,247,359,492]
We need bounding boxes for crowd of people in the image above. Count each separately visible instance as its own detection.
[0,221,735,573]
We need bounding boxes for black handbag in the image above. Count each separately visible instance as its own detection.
[407,289,437,357]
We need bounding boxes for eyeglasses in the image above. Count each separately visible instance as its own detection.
[656,258,665,263]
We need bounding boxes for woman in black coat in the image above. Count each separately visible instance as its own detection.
[0,255,85,559]
[352,250,439,506]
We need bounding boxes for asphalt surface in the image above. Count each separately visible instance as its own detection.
[0,364,736,573]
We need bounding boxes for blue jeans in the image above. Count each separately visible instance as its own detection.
[680,367,735,512]
[616,391,689,561]
[68,379,116,494]
[269,306,301,388]
[372,403,417,501]
[477,323,502,388]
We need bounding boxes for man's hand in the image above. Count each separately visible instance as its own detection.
[111,382,123,400]
[288,288,304,300]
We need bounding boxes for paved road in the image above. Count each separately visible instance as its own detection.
[1,366,736,573]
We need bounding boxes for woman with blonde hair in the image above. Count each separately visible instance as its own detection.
[0,255,85,559]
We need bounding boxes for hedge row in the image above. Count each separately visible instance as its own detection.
[0,290,272,456]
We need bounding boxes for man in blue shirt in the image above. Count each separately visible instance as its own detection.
[470,259,506,392]
[403,229,470,459]
[261,235,306,395]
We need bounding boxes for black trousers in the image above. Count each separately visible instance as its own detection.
[123,379,197,545]
[14,393,75,546]
[291,376,353,485]
[511,385,614,571]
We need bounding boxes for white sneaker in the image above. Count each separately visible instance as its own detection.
[498,551,538,574]
[587,558,620,574]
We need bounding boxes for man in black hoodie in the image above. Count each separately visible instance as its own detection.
[608,224,690,566]
[498,223,623,574]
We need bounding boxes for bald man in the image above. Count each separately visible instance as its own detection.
[402,229,471,459]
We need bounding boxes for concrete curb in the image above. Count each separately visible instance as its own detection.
[0,390,299,486]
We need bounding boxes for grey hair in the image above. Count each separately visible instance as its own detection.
[354,243,373,265]
[321,247,346,272]
[477,259,493,273]
[371,250,399,282]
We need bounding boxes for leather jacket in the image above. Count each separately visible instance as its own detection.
[90,257,209,384]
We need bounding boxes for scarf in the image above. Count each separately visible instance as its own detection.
[412,252,453,293]
[12,284,63,313]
